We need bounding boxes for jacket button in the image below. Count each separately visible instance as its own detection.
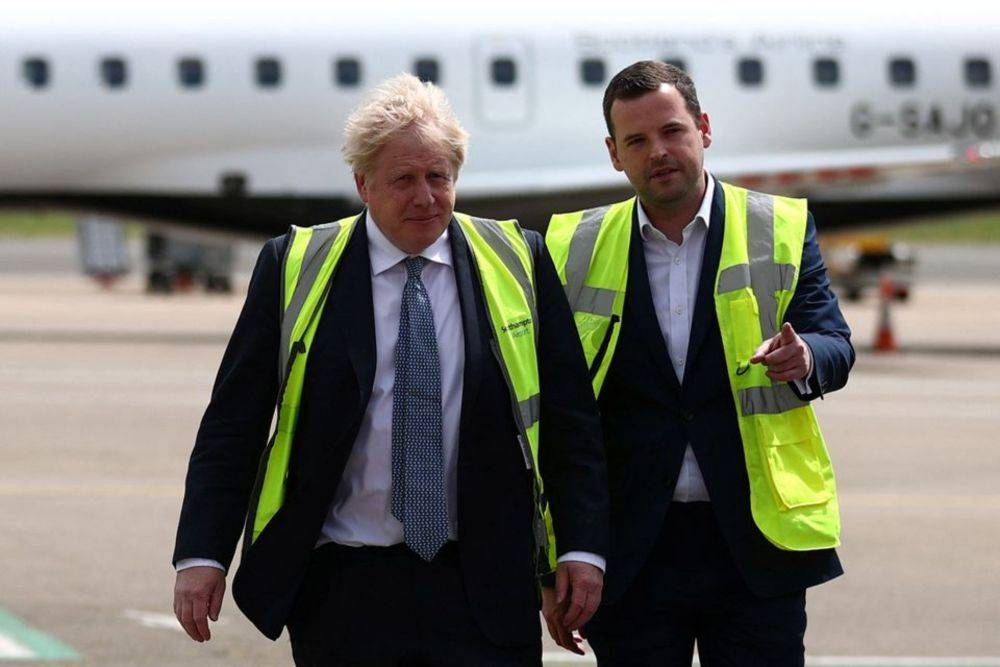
[683,411,695,422]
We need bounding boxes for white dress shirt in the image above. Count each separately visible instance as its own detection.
[178,212,603,572]
[638,174,715,502]
[317,212,465,547]
[637,173,812,503]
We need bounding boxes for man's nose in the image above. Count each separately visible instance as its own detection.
[650,137,670,161]
[413,177,435,206]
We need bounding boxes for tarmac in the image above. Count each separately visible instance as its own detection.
[1,238,999,666]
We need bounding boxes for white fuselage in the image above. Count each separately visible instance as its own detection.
[2,4,998,226]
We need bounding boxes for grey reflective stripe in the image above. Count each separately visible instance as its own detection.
[488,336,536,472]
[718,262,793,296]
[717,263,751,293]
[279,222,345,380]
[563,205,611,311]
[776,263,797,291]
[746,190,779,339]
[739,383,807,416]
[576,285,617,316]
[467,216,536,319]
[745,191,802,339]
[518,393,541,429]
[277,227,297,374]
[533,514,547,550]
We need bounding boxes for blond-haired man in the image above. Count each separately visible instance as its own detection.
[172,74,608,665]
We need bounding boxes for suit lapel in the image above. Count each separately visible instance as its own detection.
[313,212,376,401]
[684,179,726,373]
[626,203,681,393]
[448,219,484,446]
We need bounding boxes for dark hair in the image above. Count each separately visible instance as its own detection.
[602,60,701,137]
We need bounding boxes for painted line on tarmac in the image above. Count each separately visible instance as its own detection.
[0,634,33,660]
[842,491,1000,511]
[0,608,78,661]
[0,330,231,346]
[857,344,1000,357]
[806,659,1000,666]
[123,610,185,631]
[541,655,1000,667]
[122,609,229,632]
[542,654,594,664]
[0,482,181,499]
[7,485,996,508]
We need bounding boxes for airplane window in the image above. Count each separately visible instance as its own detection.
[662,58,687,74]
[101,57,127,88]
[414,58,440,84]
[965,58,992,88]
[335,57,361,87]
[22,57,49,89]
[580,58,605,85]
[178,58,205,88]
[491,57,517,86]
[738,57,764,86]
[256,57,282,88]
[813,58,840,87]
[889,57,916,87]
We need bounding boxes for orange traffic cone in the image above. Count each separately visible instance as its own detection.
[874,272,898,352]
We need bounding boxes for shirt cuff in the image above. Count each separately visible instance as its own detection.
[557,551,606,573]
[792,344,815,395]
[176,558,226,573]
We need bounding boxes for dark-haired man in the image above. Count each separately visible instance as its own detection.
[543,61,854,666]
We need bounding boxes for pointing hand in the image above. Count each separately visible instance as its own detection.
[750,322,812,382]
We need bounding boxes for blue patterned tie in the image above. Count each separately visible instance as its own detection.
[391,256,449,561]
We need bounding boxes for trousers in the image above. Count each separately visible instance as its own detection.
[288,541,542,666]
[586,502,807,667]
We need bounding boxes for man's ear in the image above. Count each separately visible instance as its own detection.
[354,172,369,203]
[700,113,713,150]
[605,136,624,172]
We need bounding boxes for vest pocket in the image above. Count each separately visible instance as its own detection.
[727,294,759,362]
[754,408,832,510]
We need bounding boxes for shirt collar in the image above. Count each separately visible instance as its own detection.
[637,172,715,241]
[365,210,453,276]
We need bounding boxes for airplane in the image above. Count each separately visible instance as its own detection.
[1,0,998,240]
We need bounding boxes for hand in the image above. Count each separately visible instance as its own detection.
[542,586,584,655]
[750,322,812,382]
[556,561,603,632]
[174,566,226,642]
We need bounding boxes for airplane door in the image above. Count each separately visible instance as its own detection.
[474,37,532,127]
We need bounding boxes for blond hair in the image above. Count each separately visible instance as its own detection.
[342,73,469,176]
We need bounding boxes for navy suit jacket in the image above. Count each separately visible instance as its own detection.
[173,214,609,644]
[598,180,854,604]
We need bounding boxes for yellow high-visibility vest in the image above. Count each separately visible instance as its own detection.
[546,183,840,551]
[245,213,557,573]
